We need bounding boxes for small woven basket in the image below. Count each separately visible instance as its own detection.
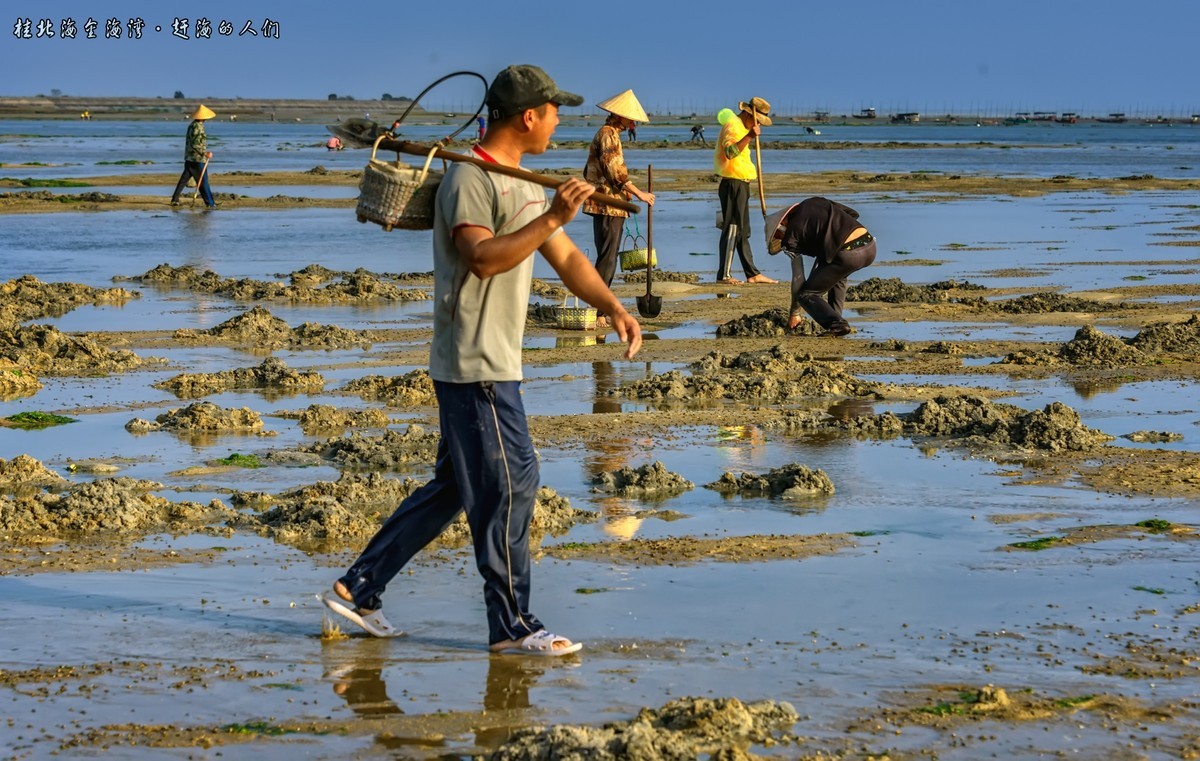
[356,136,440,231]
[618,233,658,271]
[554,296,597,331]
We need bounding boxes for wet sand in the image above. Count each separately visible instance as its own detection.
[2,163,1199,759]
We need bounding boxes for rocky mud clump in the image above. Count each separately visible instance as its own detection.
[341,369,436,406]
[125,401,264,435]
[0,275,139,325]
[716,308,827,337]
[1128,314,1200,354]
[847,277,982,304]
[491,696,800,761]
[617,346,880,403]
[707,462,835,497]
[235,478,590,550]
[120,263,428,303]
[174,306,376,350]
[974,292,1127,315]
[622,270,700,284]
[590,460,694,499]
[154,356,324,398]
[0,364,40,397]
[1002,325,1147,367]
[297,425,440,469]
[276,404,391,434]
[0,476,232,540]
[0,323,147,375]
[903,395,1113,452]
[529,278,568,300]
[0,454,68,491]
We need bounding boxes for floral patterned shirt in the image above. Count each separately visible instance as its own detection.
[184,120,207,163]
[582,122,631,218]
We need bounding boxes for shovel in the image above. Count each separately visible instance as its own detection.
[636,164,662,318]
[192,155,210,207]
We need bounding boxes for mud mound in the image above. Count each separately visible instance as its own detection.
[176,305,374,349]
[491,696,799,761]
[341,370,435,406]
[979,292,1124,314]
[617,347,880,403]
[590,461,694,499]
[1128,314,1200,354]
[1123,430,1184,443]
[526,302,561,327]
[297,425,440,469]
[847,277,978,304]
[1056,325,1147,366]
[276,404,391,434]
[869,339,912,351]
[126,401,263,434]
[0,365,40,397]
[119,263,428,303]
[905,395,1112,451]
[530,278,568,300]
[0,477,232,539]
[923,341,964,355]
[0,454,67,490]
[287,264,339,287]
[0,323,146,376]
[0,275,138,325]
[154,357,324,399]
[706,462,835,497]
[236,472,423,549]
[1000,325,1146,367]
[622,270,700,284]
[716,308,825,337]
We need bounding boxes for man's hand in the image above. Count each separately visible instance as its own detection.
[609,306,643,359]
[747,124,761,138]
[205,151,213,159]
[547,177,595,228]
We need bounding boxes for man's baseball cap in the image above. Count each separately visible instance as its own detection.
[486,65,583,121]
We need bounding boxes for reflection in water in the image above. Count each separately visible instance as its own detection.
[826,398,877,421]
[592,361,622,414]
[475,657,547,749]
[1069,377,1129,399]
[715,424,766,470]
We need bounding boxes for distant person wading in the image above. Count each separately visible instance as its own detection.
[170,104,217,208]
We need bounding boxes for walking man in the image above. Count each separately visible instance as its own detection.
[170,104,216,208]
[322,65,643,656]
[713,97,777,284]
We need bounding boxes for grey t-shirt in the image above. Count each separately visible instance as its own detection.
[429,149,560,383]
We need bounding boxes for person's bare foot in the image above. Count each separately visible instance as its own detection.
[746,274,779,284]
[595,316,610,329]
[788,314,802,330]
[717,277,743,285]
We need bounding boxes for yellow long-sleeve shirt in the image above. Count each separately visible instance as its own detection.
[713,118,755,181]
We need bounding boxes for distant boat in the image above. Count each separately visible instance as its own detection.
[1096,113,1127,123]
[852,108,877,119]
[1056,112,1079,124]
[890,112,919,124]
[1004,112,1031,125]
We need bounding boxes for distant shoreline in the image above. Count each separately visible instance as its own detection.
[2,96,1198,127]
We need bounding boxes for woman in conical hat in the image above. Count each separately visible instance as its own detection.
[170,104,217,207]
[582,89,655,327]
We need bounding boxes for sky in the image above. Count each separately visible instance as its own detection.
[4,0,1198,118]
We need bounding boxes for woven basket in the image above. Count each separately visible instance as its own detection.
[618,233,657,271]
[554,297,597,331]
[356,137,440,231]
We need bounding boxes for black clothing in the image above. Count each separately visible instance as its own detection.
[781,196,864,263]
[717,179,763,280]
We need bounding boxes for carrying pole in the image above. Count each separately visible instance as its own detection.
[378,138,640,215]
[750,104,767,218]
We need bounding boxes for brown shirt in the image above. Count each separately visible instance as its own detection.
[582,121,631,218]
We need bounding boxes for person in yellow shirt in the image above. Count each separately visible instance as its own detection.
[713,97,778,284]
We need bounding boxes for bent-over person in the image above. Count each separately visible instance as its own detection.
[765,196,877,336]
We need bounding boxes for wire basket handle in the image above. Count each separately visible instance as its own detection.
[391,71,489,147]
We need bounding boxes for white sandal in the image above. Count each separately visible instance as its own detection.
[319,592,403,638]
[490,630,582,657]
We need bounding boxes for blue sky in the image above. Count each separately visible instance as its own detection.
[4,1,1197,117]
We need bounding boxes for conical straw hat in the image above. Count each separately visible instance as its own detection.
[191,104,216,121]
[596,90,649,123]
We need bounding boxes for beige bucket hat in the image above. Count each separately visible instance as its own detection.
[596,89,649,123]
[738,96,773,126]
[191,104,216,121]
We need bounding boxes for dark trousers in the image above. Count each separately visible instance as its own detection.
[790,240,877,329]
[171,160,214,206]
[591,214,624,308]
[717,178,762,280]
[338,380,543,645]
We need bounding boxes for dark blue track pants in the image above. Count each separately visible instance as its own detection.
[338,380,543,645]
